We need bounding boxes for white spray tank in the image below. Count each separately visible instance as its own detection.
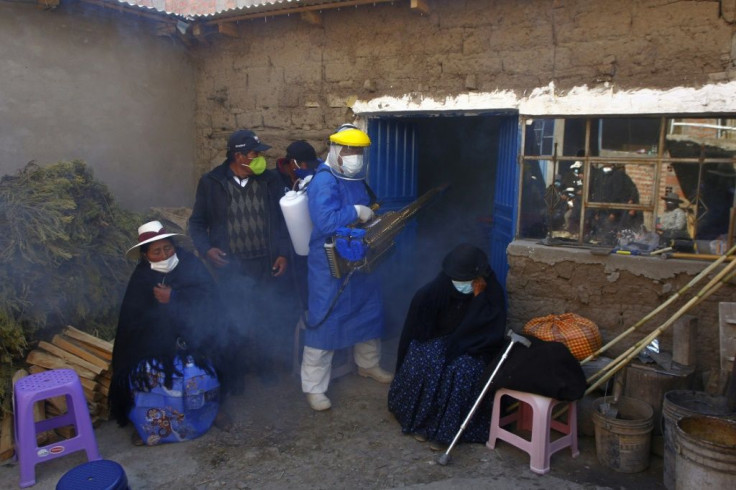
[279,178,313,256]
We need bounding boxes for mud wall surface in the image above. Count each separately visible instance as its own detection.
[192,0,736,172]
[506,241,735,380]
[0,3,196,211]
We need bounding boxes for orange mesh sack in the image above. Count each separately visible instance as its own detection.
[522,313,601,361]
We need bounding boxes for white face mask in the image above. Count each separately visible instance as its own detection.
[452,280,474,295]
[150,253,179,274]
[340,154,364,177]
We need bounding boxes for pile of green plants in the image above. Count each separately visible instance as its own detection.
[0,160,141,415]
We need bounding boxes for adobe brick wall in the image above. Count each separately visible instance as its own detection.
[0,3,197,211]
[507,241,735,382]
[190,0,736,175]
[188,2,736,384]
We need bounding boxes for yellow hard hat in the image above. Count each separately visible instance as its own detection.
[329,127,371,147]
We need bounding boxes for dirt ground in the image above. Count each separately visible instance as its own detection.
[1,339,666,490]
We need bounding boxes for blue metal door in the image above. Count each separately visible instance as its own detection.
[490,116,520,287]
[366,119,418,337]
[366,118,418,295]
[367,119,417,210]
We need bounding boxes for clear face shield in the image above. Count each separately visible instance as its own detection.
[327,144,367,180]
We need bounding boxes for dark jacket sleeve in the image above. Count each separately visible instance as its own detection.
[189,175,213,257]
[164,252,221,346]
[266,169,290,259]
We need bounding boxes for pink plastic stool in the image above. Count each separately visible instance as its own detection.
[13,369,101,488]
[486,388,579,474]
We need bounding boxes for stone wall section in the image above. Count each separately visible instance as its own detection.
[191,0,736,174]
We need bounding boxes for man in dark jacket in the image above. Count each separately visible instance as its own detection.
[189,129,291,387]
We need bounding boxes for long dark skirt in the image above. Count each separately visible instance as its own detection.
[388,337,491,445]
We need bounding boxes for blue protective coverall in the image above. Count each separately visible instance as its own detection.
[305,163,384,350]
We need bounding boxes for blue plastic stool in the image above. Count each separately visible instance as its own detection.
[56,460,128,490]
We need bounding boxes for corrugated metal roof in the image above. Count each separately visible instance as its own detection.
[111,0,355,18]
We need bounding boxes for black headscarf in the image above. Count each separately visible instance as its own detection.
[396,244,507,370]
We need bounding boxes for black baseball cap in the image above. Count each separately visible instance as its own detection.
[227,129,271,154]
[286,140,319,167]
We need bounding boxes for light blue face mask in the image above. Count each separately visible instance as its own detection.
[451,280,474,295]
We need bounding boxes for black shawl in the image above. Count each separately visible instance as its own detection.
[492,335,587,401]
[395,270,507,371]
[110,248,229,426]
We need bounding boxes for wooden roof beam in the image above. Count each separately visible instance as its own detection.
[192,23,211,46]
[300,11,322,26]
[204,0,397,26]
[37,0,60,9]
[217,22,240,38]
[410,0,430,15]
[155,23,176,37]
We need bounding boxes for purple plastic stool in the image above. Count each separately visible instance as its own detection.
[13,368,101,488]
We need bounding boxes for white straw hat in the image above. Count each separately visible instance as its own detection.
[125,220,182,258]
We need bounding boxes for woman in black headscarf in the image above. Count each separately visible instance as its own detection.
[110,221,234,445]
[388,243,507,449]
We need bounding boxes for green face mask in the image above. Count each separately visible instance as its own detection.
[247,156,267,175]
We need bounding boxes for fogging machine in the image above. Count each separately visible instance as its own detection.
[323,185,447,278]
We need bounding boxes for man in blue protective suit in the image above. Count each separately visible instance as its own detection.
[301,124,394,411]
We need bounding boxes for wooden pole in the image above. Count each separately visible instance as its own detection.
[586,262,736,394]
[587,262,736,387]
[581,244,736,365]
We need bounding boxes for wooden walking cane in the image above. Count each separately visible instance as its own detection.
[586,259,736,395]
[581,244,736,366]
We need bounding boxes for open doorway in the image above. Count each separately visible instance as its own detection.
[368,114,509,338]
[413,116,501,284]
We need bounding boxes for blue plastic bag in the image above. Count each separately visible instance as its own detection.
[128,356,220,445]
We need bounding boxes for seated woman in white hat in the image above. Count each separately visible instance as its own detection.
[110,220,234,446]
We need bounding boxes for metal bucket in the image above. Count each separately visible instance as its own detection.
[675,416,736,490]
[662,390,734,490]
[592,396,654,473]
[625,362,694,436]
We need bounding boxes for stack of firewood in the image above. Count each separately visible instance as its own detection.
[0,326,113,460]
[26,325,113,423]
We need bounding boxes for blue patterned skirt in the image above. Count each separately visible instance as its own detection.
[388,336,491,445]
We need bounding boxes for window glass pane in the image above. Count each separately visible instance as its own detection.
[524,118,556,156]
[518,115,736,254]
[696,162,736,241]
[656,182,692,244]
[519,160,548,238]
[587,162,654,246]
[599,117,660,156]
[666,118,736,245]
[667,117,736,145]
[588,162,653,207]
[549,159,585,240]
[561,119,587,157]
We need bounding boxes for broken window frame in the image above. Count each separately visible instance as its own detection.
[517,115,736,254]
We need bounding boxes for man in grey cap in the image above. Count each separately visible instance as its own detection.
[656,190,689,244]
[189,128,291,389]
